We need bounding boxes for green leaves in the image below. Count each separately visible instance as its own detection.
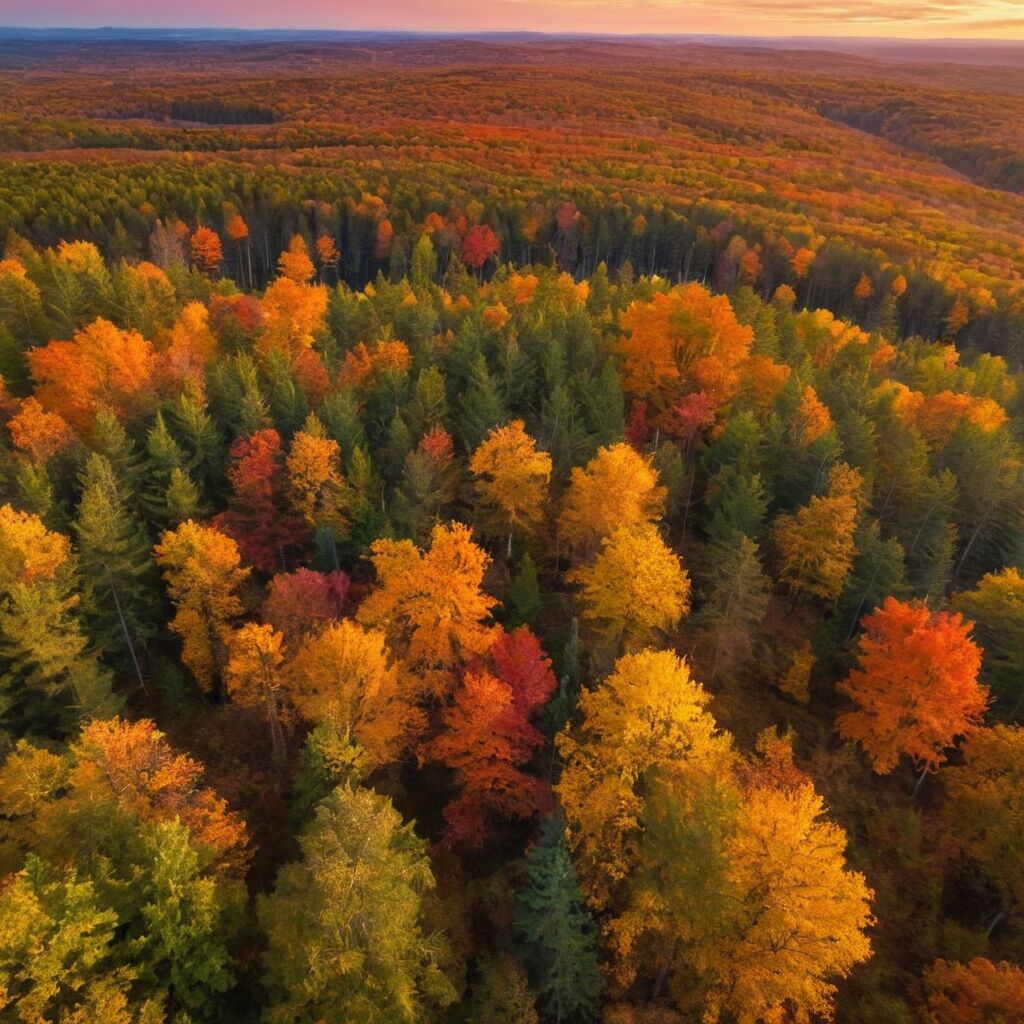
[258,785,456,1024]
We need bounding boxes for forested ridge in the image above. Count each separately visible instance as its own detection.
[2,35,1024,1024]
[2,39,1024,361]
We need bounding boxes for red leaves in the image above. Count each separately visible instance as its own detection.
[625,399,652,451]
[430,667,551,850]
[419,425,455,463]
[262,567,350,644]
[428,626,555,849]
[461,224,500,270]
[215,429,306,572]
[489,625,557,719]
[666,390,716,445]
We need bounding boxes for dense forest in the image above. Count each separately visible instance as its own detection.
[2,34,1024,1024]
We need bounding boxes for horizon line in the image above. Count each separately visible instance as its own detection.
[0,25,1021,44]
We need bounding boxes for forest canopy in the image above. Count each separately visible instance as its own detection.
[1,33,1024,1024]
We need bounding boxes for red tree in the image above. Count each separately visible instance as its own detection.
[462,224,500,271]
[214,429,306,571]
[488,625,557,718]
[429,669,551,849]
[262,567,350,645]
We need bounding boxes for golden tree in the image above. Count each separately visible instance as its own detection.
[154,521,250,692]
[469,419,552,557]
[572,523,690,649]
[357,522,498,699]
[287,619,423,770]
[558,443,666,561]
[225,623,288,759]
[773,463,862,603]
[617,283,753,419]
[277,235,316,283]
[556,649,733,910]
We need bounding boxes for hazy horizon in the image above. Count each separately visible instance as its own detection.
[0,0,1021,40]
[0,25,1021,42]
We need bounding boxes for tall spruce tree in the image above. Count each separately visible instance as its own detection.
[73,453,157,688]
[516,814,601,1023]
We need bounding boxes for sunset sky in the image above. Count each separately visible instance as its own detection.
[1,0,1022,38]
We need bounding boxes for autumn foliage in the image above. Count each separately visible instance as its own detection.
[837,598,987,773]
[1,52,1023,1015]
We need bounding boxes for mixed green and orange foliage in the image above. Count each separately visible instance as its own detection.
[0,33,1023,1024]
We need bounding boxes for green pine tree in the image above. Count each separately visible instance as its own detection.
[382,409,413,486]
[837,519,908,642]
[581,358,625,447]
[74,452,157,688]
[346,444,388,549]
[540,384,590,483]
[143,410,187,519]
[704,467,769,548]
[506,553,542,629]
[0,563,120,732]
[411,233,438,293]
[516,814,601,1023]
[693,534,771,683]
[91,407,146,499]
[263,346,308,439]
[319,388,367,455]
[407,365,450,439]
[459,353,507,451]
[172,387,223,494]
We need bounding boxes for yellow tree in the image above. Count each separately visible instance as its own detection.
[258,278,328,360]
[154,521,250,692]
[571,523,690,650]
[277,235,316,283]
[558,443,666,561]
[0,504,118,723]
[701,782,874,1023]
[469,420,552,557]
[357,522,498,699]
[584,728,872,1020]
[773,463,862,603]
[791,384,833,448]
[285,422,351,544]
[0,503,70,585]
[225,623,288,759]
[556,650,733,911]
[287,619,423,771]
[160,300,218,394]
[0,717,249,876]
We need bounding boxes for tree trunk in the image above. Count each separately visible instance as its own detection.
[105,566,146,693]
